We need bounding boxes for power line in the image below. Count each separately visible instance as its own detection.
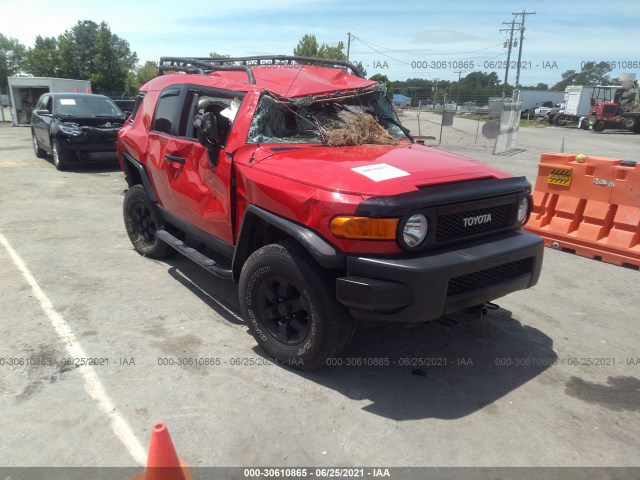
[351,35,505,56]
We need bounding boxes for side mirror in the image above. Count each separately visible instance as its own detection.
[36,109,51,116]
[193,111,220,148]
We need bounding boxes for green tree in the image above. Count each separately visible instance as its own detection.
[55,20,137,94]
[351,60,367,77]
[318,41,346,61]
[25,36,60,77]
[293,34,346,60]
[136,60,158,86]
[370,73,393,96]
[293,34,320,57]
[0,33,26,88]
[455,71,506,103]
[552,61,612,91]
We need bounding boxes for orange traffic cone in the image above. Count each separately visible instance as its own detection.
[132,423,192,480]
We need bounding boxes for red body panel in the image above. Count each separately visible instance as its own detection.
[247,144,508,196]
[117,66,516,256]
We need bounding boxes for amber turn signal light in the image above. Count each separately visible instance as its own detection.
[330,216,399,240]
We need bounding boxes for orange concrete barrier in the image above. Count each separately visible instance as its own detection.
[525,153,640,268]
[133,423,192,480]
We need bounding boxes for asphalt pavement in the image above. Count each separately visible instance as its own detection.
[0,121,638,471]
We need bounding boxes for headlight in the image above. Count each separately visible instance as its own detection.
[517,196,530,224]
[59,124,83,136]
[401,214,428,248]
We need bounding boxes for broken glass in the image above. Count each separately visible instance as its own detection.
[247,87,409,145]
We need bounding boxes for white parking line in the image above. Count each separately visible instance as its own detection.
[0,232,148,466]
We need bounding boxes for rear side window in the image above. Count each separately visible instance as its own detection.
[152,88,182,135]
[128,93,145,123]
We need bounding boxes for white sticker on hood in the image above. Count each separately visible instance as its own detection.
[351,163,410,182]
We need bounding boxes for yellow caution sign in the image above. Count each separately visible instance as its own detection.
[548,168,572,187]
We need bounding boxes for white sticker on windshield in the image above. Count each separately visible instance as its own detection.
[60,99,76,105]
[351,163,410,182]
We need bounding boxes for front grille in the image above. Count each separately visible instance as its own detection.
[447,258,532,297]
[87,151,117,160]
[436,203,513,242]
[86,131,116,143]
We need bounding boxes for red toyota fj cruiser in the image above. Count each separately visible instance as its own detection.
[117,56,543,370]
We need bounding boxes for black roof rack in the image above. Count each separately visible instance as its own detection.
[158,55,365,83]
[159,57,257,84]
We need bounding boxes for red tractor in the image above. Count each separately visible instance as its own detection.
[588,74,640,133]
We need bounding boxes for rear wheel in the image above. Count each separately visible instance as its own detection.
[239,240,354,370]
[123,185,174,259]
[32,132,47,158]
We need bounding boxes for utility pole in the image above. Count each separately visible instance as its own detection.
[454,70,464,105]
[499,18,519,99]
[346,32,351,62]
[513,10,536,90]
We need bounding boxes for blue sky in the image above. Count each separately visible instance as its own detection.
[2,0,639,86]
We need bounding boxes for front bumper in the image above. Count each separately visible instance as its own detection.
[56,132,119,162]
[336,230,543,323]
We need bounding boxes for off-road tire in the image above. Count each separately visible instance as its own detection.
[32,132,47,158]
[239,240,355,370]
[123,185,174,259]
[52,139,70,170]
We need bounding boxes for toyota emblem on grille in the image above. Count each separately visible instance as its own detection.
[463,213,492,227]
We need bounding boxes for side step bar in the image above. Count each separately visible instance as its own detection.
[157,229,232,280]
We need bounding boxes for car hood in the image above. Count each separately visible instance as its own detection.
[249,143,511,196]
[57,116,125,127]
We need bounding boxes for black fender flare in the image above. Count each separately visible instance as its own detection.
[122,152,158,204]
[121,152,166,228]
[231,205,345,282]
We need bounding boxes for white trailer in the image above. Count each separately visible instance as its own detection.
[518,90,565,110]
[7,77,92,126]
[552,85,619,127]
[563,86,595,117]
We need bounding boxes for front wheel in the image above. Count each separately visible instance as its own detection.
[52,139,71,170]
[123,185,174,259]
[592,120,605,132]
[239,240,355,370]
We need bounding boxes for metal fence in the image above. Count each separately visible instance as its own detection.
[397,109,498,148]
[493,100,523,155]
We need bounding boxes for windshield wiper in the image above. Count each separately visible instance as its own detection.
[378,114,414,141]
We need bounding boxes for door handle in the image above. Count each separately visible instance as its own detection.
[164,154,185,165]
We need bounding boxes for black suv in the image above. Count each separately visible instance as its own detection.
[31,93,126,170]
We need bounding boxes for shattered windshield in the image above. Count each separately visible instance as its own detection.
[247,87,409,145]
